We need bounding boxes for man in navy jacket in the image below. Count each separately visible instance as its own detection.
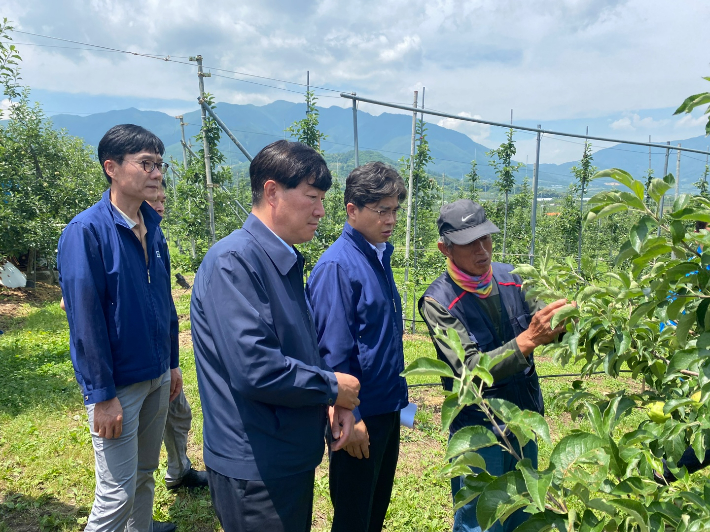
[191,140,360,532]
[57,124,181,532]
[307,162,409,532]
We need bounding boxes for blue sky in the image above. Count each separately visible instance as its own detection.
[2,0,710,163]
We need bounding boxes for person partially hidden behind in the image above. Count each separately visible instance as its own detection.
[146,180,209,493]
[419,199,569,532]
[57,124,181,532]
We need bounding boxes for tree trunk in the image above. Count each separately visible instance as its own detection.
[26,248,37,289]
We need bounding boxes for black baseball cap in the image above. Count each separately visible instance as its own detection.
[437,199,500,245]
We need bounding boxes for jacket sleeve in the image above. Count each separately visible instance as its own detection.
[161,230,180,370]
[57,223,115,404]
[200,250,339,408]
[306,261,362,421]
[419,297,531,382]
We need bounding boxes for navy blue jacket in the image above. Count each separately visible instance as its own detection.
[420,263,543,433]
[306,223,408,420]
[191,215,339,481]
[57,189,179,405]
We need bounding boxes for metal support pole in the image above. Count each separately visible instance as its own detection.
[658,141,671,236]
[411,87,425,334]
[403,91,418,318]
[192,55,216,245]
[177,115,189,169]
[198,98,253,161]
[577,126,588,272]
[352,95,359,167]
[674,144,680,199]
[529,125,542,265]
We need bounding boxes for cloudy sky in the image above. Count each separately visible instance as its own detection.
[2,0,709,163]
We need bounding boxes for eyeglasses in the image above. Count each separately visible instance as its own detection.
[129,159,169,175]
[363,205,401,220]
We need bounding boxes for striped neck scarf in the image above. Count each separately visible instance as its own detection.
[447,258,494,298]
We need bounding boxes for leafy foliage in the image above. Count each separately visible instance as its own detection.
[404,166,710,531]
[0,21,106,263]
[674,76,710,136]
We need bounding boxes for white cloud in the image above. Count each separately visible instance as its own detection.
[1,0,709,125]
[610,113,670,131]
[437,112,492,144]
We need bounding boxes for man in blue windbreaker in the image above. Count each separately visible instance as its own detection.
[191,140,361,532]
[419,199,568,532]
[57,124,181,532]
[307,161,409,532]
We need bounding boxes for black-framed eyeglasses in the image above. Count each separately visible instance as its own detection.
[129,160,169,175]
[363,205,401,220]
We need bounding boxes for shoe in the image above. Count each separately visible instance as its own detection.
[153,520,177,532]
[166,467,209,491]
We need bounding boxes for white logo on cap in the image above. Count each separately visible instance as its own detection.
[462,213,476,222]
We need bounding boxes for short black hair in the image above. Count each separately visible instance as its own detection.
[250,140,332,204]
[98,124,165,184]
[344,161,407,210]
[696,221,709,232]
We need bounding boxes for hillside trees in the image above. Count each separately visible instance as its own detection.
[0,19,106,272]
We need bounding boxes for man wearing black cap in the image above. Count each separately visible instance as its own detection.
[419,199,568,532]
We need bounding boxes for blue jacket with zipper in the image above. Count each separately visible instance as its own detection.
[57,189,179,405]
[306,223,408,421]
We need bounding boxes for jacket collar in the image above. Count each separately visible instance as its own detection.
[101,189,162,235]
[243,214,300,276]
[343,222,394,263]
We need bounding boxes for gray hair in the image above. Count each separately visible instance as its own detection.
[439,234,453,249]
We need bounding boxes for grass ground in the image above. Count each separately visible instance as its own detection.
[0,282,663,531]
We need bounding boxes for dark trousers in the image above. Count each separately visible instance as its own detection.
[329,411,400,532]
[207,467,315,532]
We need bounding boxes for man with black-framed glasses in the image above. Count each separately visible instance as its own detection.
[307,161,409,532]
[58,124,180,532]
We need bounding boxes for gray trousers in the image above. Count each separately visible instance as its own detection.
[163,387,193,486]
[85,370,171,532]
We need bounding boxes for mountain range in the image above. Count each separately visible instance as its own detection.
[42,101,710,193]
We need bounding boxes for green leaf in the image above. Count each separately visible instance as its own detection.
[476,471,528,531]
[629,301,657,328]
[677,310,696,348]
[673,193,693,212]
[648,177,672,203]
[592,168,635,190]
[665,297,687,322]
[577,286,607,304]
[510,265,538,278]
[401,357,454,379]
[550,304,579,329]
[516,458,552,512]
[594,203,628,221]
[609,498,649,532]
[445,327,467,365]
[509,511,567,532]
[663,397,695,415]
[670,220,687,245]
[630,216,656,253]
[453,471,496,510]
[446,426,499,460]
[579,509,605,532]
[441,392,464,433]
[665,349,700,381]
[615,240,639,265]
[549,432,605,480]
[510,409,551,445]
